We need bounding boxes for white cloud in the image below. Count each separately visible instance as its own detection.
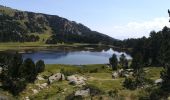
[99,17,170,40]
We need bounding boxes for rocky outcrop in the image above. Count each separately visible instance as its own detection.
[67,75,87,85]
[48,73,65,84]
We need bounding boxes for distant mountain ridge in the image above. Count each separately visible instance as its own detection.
[0,5,118,44]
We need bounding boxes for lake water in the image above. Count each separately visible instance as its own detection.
[22,47,131,65]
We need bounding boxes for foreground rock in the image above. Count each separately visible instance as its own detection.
[0,95,8,100]
[0,67,2,74]
[36,83,48,89]
[25,96,30,100]
[67,75,87,85]
[75,89,90,97]
[37,76,45,81]
[32,89,39,94]
[155,78,163,84]
[48,73,65,84]
[112,72,118,79]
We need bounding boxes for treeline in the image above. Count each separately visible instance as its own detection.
[122,26,170,66]
[0,52,45,95]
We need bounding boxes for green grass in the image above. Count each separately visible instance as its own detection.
[144,67,163,80]
[0,64,164,99]
[0,42,105,51]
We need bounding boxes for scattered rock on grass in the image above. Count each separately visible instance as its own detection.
[112,72,118,79]
[32,89,39,94]
[67,75,87,85]
[75,89,90,97]
[36,83,48,89]
[155,78,163,84]
[48,73,65,84]
[25,96,30,100]
[0,67,2,74]
[37,76,45,80]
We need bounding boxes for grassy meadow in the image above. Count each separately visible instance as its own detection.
[0,64,162,100]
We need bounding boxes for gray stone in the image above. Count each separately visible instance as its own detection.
[48,73,65,84]
[32,89,39,94]
[25,96,30,100]
[75,89,90,97]
[67,75,86,85]
[112,72,119,79]
[0,67,2,74]
[155,79,163,84]
[126,69,133,72]
[0,95,8,100]
[36,83,48,89]
[37,76,45,80]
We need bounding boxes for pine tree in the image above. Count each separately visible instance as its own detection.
[109,54,118,70]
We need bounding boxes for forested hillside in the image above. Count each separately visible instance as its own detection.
[123,26,170,67]
[0,5,119,45]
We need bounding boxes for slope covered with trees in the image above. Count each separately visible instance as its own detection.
[0,5,119,45]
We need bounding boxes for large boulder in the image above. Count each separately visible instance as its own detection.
[48,73,65,84]
[67,75,87,85]
[75,89,90,97]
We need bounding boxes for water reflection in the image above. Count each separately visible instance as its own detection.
[22,46,131,65]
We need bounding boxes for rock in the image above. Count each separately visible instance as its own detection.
[25,96,30,100]
[0,82,2,87]
[67,75,86,85]
[36,83,48,89]
[0,95,8,100]
[129,72,134,75]
[41,83,48,87]
[0,67,2,74]
[37,76,45,80]
[48,73,65,84]
[75,89,90,97]
[112,72,118,79]
[118,69,124,76]
[124,74,130,78]
[126,69,133,72]
[118,69,124,74]
[106,65,111,68]
[32,89,38,94]
[168,96,170,100]
[155,79,163,84]
[40,83,48,89]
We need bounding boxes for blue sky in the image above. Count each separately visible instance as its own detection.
[1,0,170,39]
